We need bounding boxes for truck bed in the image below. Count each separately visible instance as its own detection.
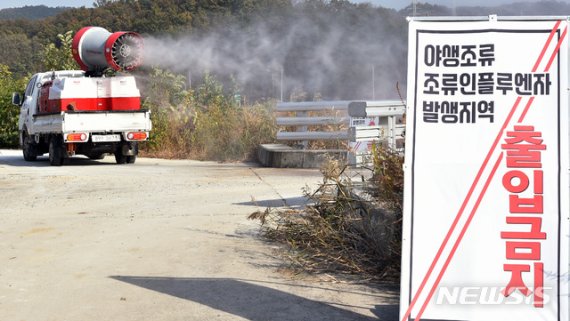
[30,110,152,134]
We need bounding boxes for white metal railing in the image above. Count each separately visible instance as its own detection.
[274,100,406,165]
[347,100,406,166]
[275,101,350,144]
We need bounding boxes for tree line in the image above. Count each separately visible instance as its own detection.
[2,1,569,97]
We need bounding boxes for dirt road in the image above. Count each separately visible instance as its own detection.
[0,149,398,321]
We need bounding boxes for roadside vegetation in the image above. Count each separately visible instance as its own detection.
[139,69,276,161]
[0,66,26,148]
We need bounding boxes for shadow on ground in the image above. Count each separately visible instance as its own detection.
[371,304,399,320]
[111,276,397,320]
[0,153,114,167]
[234,196,310,209]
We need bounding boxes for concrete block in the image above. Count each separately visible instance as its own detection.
[258,144,347,168]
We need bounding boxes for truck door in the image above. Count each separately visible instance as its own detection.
[19,74,39,134]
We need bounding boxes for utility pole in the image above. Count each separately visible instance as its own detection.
[280,67,284,102]
[413,0,417,16]
[372,65,376,100]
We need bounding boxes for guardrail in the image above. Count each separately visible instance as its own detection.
[275,101,350,146]
[274,100,406,166]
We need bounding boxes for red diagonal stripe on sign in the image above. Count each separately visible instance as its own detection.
[532,20,561,72]
[519,26,566,123]
[402,20,564,321]
[545,26,568,72]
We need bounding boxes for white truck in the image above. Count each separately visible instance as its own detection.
[11,26,151,166]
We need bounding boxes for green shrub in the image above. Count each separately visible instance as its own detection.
[0,65,26,148]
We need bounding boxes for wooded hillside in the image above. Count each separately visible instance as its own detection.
[2,0,570,100]
[0,5,69,20]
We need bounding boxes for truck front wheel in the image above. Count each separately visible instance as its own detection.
[22,132,37,161]
[49,136,64,166]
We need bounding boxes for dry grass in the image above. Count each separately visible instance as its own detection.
[143,103,276,161]
[191,103,277,161]
[139,71,277,161]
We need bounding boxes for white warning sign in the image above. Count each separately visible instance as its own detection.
[400,16,570,321]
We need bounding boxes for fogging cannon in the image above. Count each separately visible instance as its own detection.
[72,26,143,76]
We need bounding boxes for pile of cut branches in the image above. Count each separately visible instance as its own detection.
[249,147,403,281]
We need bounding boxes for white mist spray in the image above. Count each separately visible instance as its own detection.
[142,3,408,101]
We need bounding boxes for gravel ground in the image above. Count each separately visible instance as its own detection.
[0,149,398,321]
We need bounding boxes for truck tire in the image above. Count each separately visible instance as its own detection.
[49,136,64,166]
[22,133,37,161]
[115,153,127,164]
[115,142,137,165]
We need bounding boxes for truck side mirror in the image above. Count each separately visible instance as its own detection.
[11,92,22,106]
